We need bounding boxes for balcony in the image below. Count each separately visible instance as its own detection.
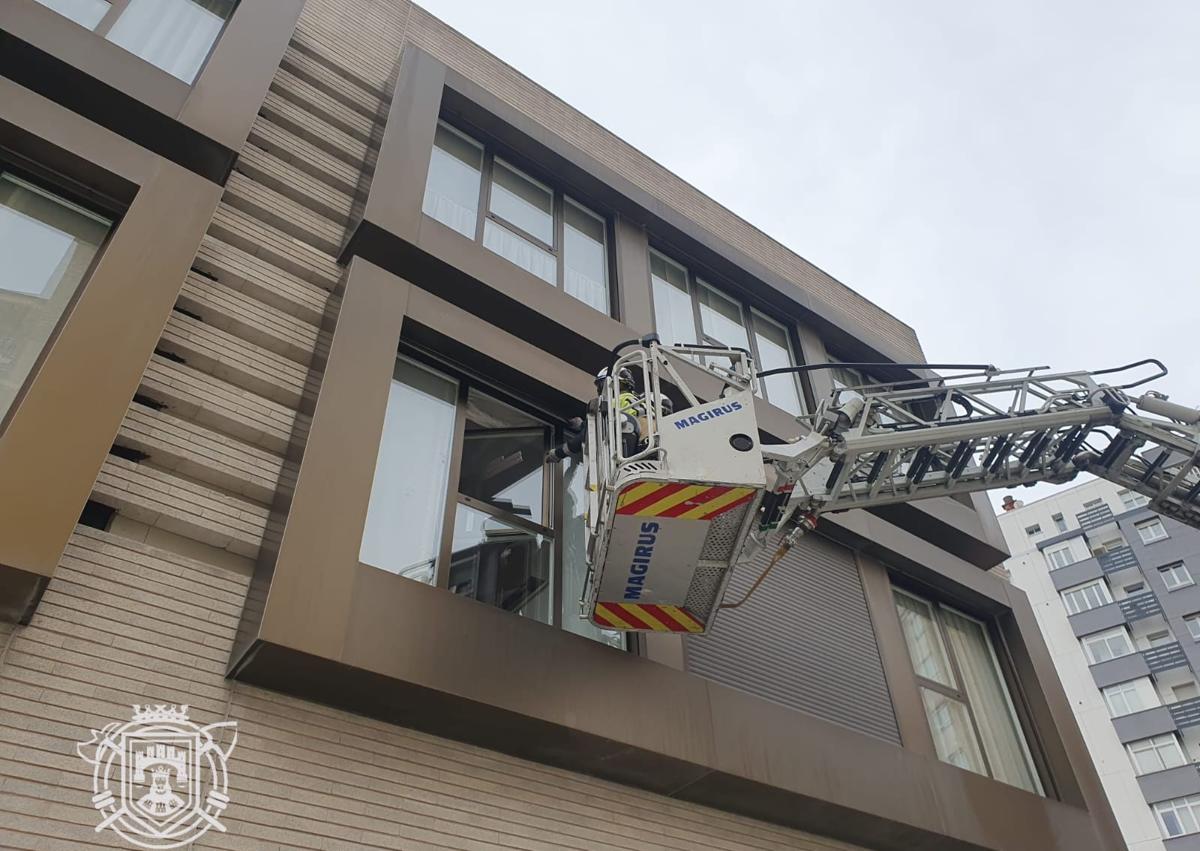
[1077,503,1117,531]
[1138,764,1200,809]
[1098,546,1140,575]
[1120,591,1166,622]
[1170,697,1200,730]
[1050,556,1104,591]
[1069,601,1127,636]
[1113,704,1178,743]
[1069,602,1127,637]
[1165,835,1200,851]
[1145,642,1191,675]
[1090,652,1151,689]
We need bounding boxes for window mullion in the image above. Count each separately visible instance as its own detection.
[94,0,130,36]
[433,382,471,590]
[687,272,704,347]
[555,190,565,290]
[475,151,493,244]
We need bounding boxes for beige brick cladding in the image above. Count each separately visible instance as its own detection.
[0,528,864,851]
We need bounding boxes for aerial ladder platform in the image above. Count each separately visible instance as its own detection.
[569,337,1200,635]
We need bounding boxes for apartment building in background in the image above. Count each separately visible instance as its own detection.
[0,1,1125,848]
[1000,478,1200,850]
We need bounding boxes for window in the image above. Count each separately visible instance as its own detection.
[1146,630,1174,647]
[1125,582,1145,594]
[1128,734,1186,775]
[360,353,624,648]
[1175,683,1200,702]
[1044,541,1081,570]
[1052,513,1067,533]
[420,122,611,314]
[648,249,805,415]
[1120,489,1150,511]
[895,590,1042,793]
[1102,678,1160,718]
[105,0,236,83]
[32,0,111,28]
[1083,498,1104,508]
[0,172,112,425]
[1024,524,1042,537]
[1185,614,1200,641]
[1060,580,1112,615]
[1160,562,1194,590]
[1080,628,1133,665]
[1137,518,1169,544]
[1155,796,1200,838]
[422,122,483,239]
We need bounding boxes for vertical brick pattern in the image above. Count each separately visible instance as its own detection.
[0,528,862,851]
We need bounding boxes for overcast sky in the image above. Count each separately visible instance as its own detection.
[419,0,1200,512]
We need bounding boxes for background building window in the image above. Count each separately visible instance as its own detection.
[1155,796,1200,838]
[32,0,111,28]
[1024,523,1042,537]
[1060,580,1112,615]
[895,590,1042,793]
[1044,540,1081,570]
[1120,488,1150,511]
[1052,513,1067,532]
[1081,628,1133,665]
[1137,518,1169,544]
[1102,678,1160,717]
[1160,562,1194,591]
[647,249,805,415]
[1186,614,1200,641]
[0,172,112,425]
[1129,735,1186,775]
[421,122,611,314]
[105,0,236,83]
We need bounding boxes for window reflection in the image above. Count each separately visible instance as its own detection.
[449,505,552,623]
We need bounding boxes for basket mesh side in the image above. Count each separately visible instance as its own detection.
[699,503,750,561]
[684,564,727,625]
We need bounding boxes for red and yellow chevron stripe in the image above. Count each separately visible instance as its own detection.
[592,602,705,633]
[614,481,755,521]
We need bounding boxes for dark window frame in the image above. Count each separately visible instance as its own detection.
[646,246,807,415]
[428,118,616,317]
[391,343,630,651]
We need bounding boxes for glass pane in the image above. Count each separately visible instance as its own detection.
[563,199,608,313]
[0,174,110,422]
[697,282,749,351]
[1161,738,1187,769]
[483,219,556,284]
[359,360,458,583]
[422,124,483,238]
[754,315,803,415]
[457,388,548,524]
[941,608,1041,793]
[448,503,552,624]
[650,259,695,347]
[921,688,987,775]
[106,0,234,83]
[895,592,955,687]
[562,457,624,648]
[489,160,553,244]
[32,0,111,28]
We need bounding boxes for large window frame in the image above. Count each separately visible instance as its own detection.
[646,247,807,416]
[1137,518,1169,544]
[1044,541,1081,570]
[1080,627,1134,665]
[422,120,615,316]
[360,348,628,650]
[33,0,238,83]
[1060,579,1113,615]
[894,588,1044,794]
[1155,795,1200,839]
[0,160,119,433]
[1128,734,1187,775]
[1160,562,1195,591]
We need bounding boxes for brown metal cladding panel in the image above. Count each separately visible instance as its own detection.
[684,534,901,745]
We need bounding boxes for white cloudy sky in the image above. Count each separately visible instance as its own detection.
[419,0,1200,512]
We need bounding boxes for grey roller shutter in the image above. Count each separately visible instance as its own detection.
[684,533,901,744]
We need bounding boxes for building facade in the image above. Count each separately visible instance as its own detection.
[999,479,1200,850]
[0,1,1124,849]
